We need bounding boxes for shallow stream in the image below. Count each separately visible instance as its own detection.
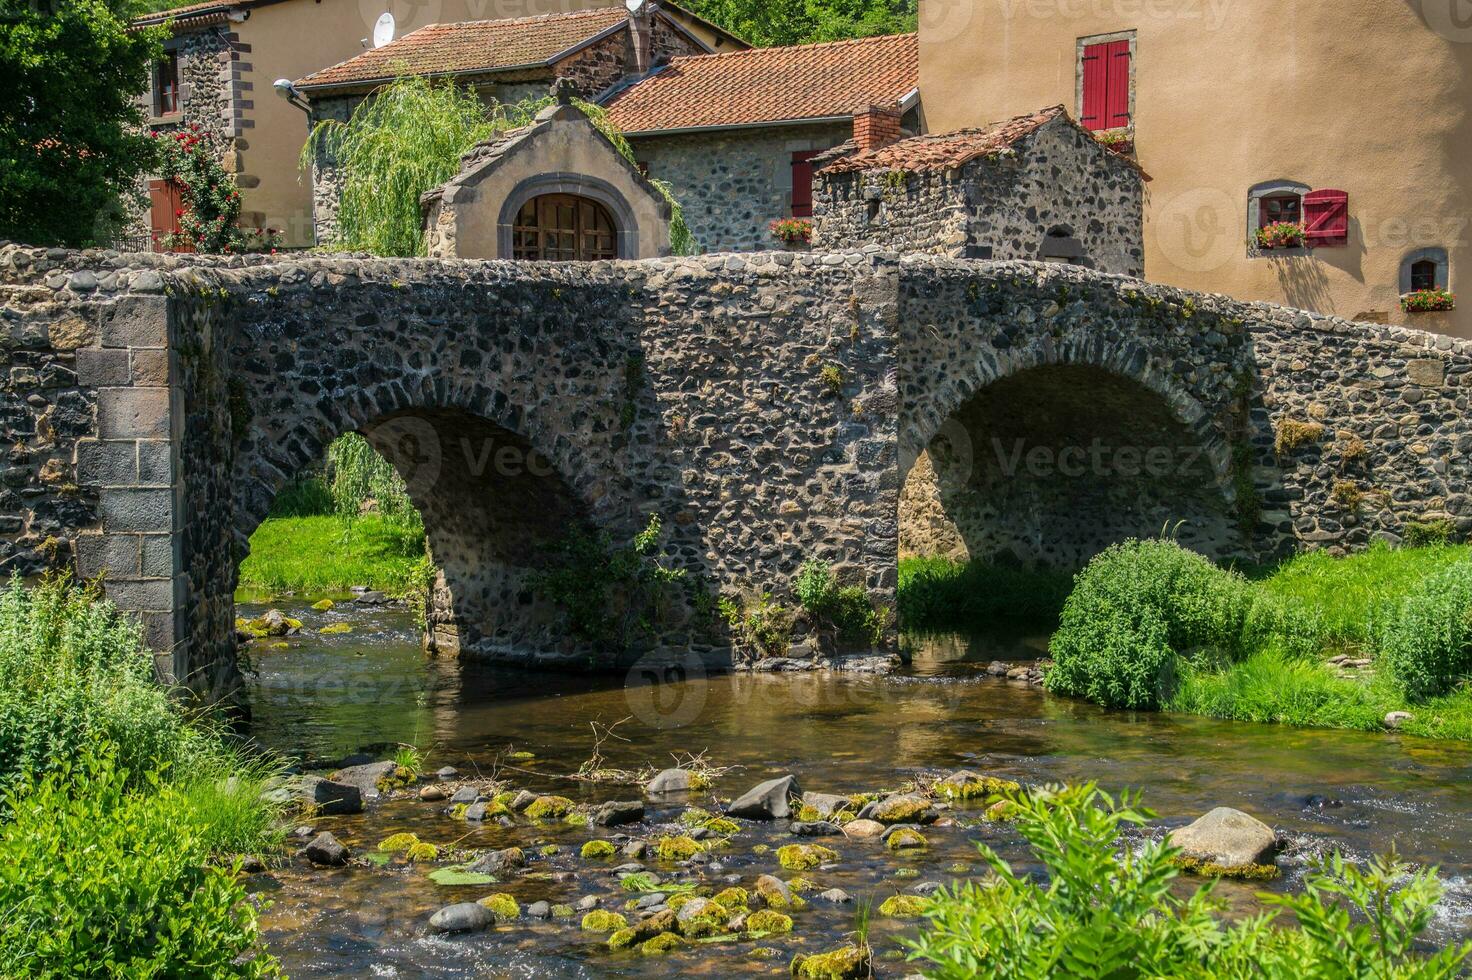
[241,598,1472,978]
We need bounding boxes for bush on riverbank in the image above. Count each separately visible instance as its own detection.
[0,577,284,976]
[1046,540,1253,709]
[897,556,1072,633]
[1045,538,1472,736]
[907,783,1471,978]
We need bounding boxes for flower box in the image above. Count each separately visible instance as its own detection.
[769,218,814,247]
[1401,289,1455,313]
[1255,221,1306,250]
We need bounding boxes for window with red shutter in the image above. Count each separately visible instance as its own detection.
[1080,37,1132,131]
[1302,189,1349,247]
[154,52,180,117]
[790,150,819,218]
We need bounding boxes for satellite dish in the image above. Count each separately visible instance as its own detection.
[372,12,395,47]
[624,0,644,12]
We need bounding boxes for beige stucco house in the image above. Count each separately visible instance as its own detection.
[130,0,739,249]
[919,0,1472,337]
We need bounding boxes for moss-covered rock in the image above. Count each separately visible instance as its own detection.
[477,893,520,919]
[891,867,920,880]
[984,799,1021,822]
[406,841,439,861]
[563,811,590,828]
[787,876,818,893]
[319,622,353,635]
[607,927,638,950]
[935,770,1020,801]
[524,795,574,819]
[886,828,928,851]
[676,897,730,938]
[538,844,560,857]
[790,944,871,979]
[712,886,749,910]
[653,835,702,861]
[551,904,575,918]
[580,909,628,932]
[776,843,838,871]
[310,598,335,611]
[580,839,617,860]
[754,875,807,911]
[507,751,537,762]
[746,909,793,935]
[878,894,928,918]
[1171,856,1281,881]
[378,832,420,853]
[870,794,931,824]
[639,932,682,955]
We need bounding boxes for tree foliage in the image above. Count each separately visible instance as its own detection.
[0,0,162,246]
[685,0,916,46]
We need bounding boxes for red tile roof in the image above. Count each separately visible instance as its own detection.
[296,7,628,90]
[817,104,1149,179]
[604,33,917,135]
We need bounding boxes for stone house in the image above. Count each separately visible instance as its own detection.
[603,33,920,252]
[813,105,1146,277]
[295,3,732,244]
[421,90,672,260]
[128,0,738,250]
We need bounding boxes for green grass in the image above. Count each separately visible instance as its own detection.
[238,514,426,596]
[1247,542,1470,649]
[898,556,1073,633]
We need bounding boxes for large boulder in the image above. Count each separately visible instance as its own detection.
[646,768,699,795]
[467,846,526,877]
[864,793,935,825]
[303,831,350,866]
[290,775,362,815]
[843,819,886,839]
[726,775,802,820]
[329,761,403,802]
[1167,807,1278,869]
[429,902,495,933]
[801,792,852,818]
[593,800,645,827]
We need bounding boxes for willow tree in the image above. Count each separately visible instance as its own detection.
[303,75,693,257]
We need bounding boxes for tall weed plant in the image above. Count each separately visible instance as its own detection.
[907,784,1470,979]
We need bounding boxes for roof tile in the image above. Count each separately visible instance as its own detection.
[296,7,627,89]
[604,33,917,134]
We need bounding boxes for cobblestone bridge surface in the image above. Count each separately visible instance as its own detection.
[3,244,1469,702]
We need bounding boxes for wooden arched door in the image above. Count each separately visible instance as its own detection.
[510,194,618,261]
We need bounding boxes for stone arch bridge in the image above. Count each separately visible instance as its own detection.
[2,245,1468,703]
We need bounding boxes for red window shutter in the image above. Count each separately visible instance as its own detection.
[1303,189,1349,247]
[791,150,819,218]
[1105,40,1131,128]
[1081,42,1107,130]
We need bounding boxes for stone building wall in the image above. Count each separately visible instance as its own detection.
[631,123,851,253]
[815,118,1145,277]
[5,246,1471,702]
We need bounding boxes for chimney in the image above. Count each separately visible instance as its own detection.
[853,103,901,153]
[628,0,653,74]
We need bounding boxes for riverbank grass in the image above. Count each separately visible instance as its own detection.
[1047,539,1472,741]
[898,555,1073,633]
[238,514,426,596]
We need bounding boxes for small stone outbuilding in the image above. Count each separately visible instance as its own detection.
[421,95,672,260]
[813,105,1146,276]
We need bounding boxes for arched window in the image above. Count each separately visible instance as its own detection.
[511,194,617,261]
[1400,247,1449,293]
[1247,179,1310,252]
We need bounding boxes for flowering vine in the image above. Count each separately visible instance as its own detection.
[151,124,278,253]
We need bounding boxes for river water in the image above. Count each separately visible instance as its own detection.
[242,598,1472,978]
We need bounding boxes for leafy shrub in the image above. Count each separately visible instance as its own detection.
[1379,558,1472,699]
[532,514,686,646]
[897,556,1072,632]
[0,753,282,979]
[1405,519,1457,547]
[1046,540,1252,709]
[792,559,885,646]
[906,783,1470,979]
[719,591,793,658]
[0,575,190,801]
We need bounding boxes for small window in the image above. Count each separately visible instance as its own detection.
[154,51,180,117]
[1400,247,1449,294]
[1259,194,1301,228]
[1079,35,1132,131]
